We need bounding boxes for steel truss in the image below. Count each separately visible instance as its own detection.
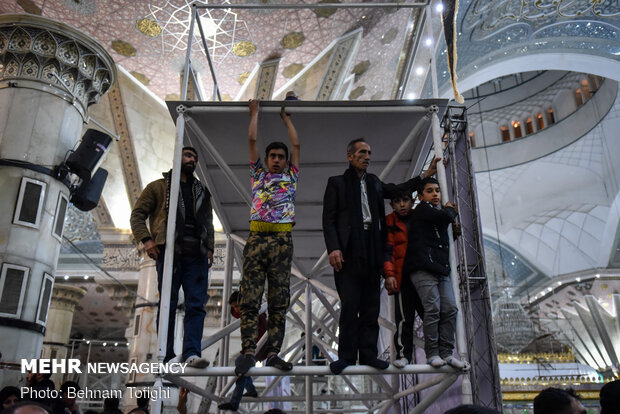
[148,2,500,414]
[442,106,503,410]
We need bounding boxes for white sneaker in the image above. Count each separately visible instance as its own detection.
[185,355,209,368]
[393,357,409,368]
[444,356,469,370]
[428,356,446,368]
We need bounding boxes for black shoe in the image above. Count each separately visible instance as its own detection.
[163,354,175,364]
[329,359,351,375]
[265,354,293,371]
[217,402,238,411]
[362,358,389,370]
[234,354,256,377]
[243,390,258,398]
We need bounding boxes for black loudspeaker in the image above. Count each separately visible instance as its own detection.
[70,168,108,211]
[66,129,112,180]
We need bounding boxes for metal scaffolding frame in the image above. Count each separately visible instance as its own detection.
[155,102,469,414]
[148,2,499,414]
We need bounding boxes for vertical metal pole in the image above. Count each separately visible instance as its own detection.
[194,11,222,101]
[305,281,313,414]
[152,8,195,414]
[409,374,459,414]
[387,293,400,410]
[395,9,425,99]
[181,6,197,101]
[83,342,91,389]
[430,109,472,404]
[220,237,234,367]
[427,4,440,99]
[65,341,76,384]
[152,113,186,414]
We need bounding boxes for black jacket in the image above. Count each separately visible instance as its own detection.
[404,201,457,277]
[322,167,423,271]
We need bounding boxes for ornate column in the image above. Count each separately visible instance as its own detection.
[0,14,116,387]
[41,284,87,386]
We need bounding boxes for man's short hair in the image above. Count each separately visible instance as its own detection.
[136,396,149,409]
[0,386,20,405]
[60,381,80,394]
[229,291,240,305]
[346,138,366,155]
[534,387,581,414]
[444,404,501,414]
[182,146,198,159]
[600,380,620,414]
[265,142,289,160]
[389,190,413,203]
[417,177,439,194]
[103,398,120,410]
[4,401,50,414]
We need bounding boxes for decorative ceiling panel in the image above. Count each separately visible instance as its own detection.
[2,1,423,101]
[423,0,620,98]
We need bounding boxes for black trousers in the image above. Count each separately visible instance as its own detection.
[393,277,424,361]
[334,233,381,363]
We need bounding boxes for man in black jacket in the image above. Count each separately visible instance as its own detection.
[322,138,437,374]
[130,146,215,367]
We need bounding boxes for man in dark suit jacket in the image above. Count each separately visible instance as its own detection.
[322,138,438,374]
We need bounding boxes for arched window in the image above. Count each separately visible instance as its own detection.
[512,121,522,139]
[547,108,555,125]
[526,117,534,134]
[588,75,600,92]
[469,131,475,147]
[500,125,510,142]
[580,79,591,100]
[537,113,545,130]
[575,88,584,106]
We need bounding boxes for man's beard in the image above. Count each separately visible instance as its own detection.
[182,163,195,176]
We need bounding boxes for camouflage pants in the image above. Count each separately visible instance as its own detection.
[240,231,293,354]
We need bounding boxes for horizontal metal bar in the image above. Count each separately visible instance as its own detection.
[237,393,389,403]
[283,410,382,414]
[392,374,445,399]
[87,116,120,141]
[168,364,461,377]
[194,2,429,10]
[185,105,430,114]
[379,315,396,332]
[163,374,220,401]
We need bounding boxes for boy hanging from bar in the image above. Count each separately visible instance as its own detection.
[236,98,300,377]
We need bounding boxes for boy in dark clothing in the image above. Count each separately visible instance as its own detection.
[383,191,424,368]
[403,177,466,369]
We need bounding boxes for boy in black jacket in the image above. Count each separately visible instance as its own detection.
[404,177,467,369]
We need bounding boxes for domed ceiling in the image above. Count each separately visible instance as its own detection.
[1,0,437,101]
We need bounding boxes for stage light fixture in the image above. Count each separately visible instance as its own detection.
[70,168,108,212]
[66,129,112,181]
